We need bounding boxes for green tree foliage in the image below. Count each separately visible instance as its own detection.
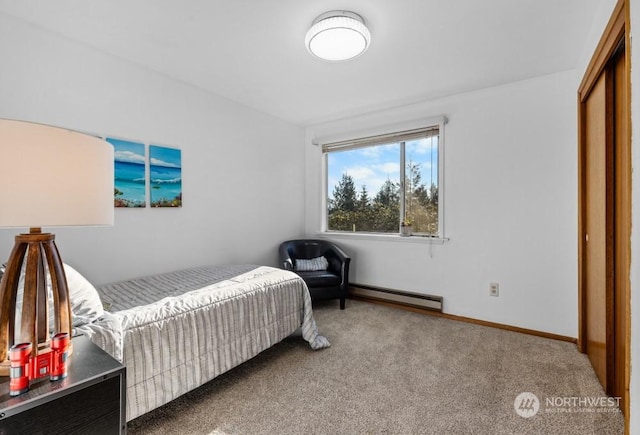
[330,173,357,213]
[403,161,438,234]
[328,164,439,235]
[357,185,370,211]
[429,182,438,205]
[374,178,400,207]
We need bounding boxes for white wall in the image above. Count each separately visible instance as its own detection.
[305,70,580,338]
[0,14,305,285]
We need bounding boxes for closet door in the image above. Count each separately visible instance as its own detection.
[612,45,629,408]
[578,0,629,420]
[582,71,613,391]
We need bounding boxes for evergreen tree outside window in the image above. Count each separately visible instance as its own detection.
[323,120,445,237]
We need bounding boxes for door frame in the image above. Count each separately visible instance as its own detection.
[577,0,630,425]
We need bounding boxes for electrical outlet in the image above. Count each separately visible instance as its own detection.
[489,282,499,297]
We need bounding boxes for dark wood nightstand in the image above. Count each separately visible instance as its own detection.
[0,335,126,434]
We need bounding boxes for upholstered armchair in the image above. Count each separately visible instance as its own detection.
[278,239,351,309]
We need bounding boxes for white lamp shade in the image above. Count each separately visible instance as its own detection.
[306,11,371,61]
[0,119,114,228]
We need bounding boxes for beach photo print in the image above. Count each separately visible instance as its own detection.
[149,145,182,207]
[107,137,147,208]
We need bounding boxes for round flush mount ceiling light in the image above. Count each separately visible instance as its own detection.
[305,11,371,62]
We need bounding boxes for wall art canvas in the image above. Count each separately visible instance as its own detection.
[149,145,182,207]
[107,137,147,208]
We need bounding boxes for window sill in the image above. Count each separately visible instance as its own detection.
[315,231,449,245]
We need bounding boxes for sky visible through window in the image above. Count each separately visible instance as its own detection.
[327,137,438,200]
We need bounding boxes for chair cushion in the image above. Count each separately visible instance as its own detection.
[295,256,328,272]
[296,270,341,288]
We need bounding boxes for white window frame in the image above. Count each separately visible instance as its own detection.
[318,116,448,244]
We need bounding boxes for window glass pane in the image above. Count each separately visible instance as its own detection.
[404,136,438,235]
[327,143,400,232]
[325,124,441,237]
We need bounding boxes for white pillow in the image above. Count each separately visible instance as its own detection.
[64,264,104,326]
[295,256,329,272]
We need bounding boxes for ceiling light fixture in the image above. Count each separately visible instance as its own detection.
[305,11,371,62]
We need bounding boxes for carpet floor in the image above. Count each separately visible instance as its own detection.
[127,299,624,434]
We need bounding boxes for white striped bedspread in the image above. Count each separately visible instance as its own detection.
[76,264,330,421]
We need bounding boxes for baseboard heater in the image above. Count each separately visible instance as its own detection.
[349,284,443,313]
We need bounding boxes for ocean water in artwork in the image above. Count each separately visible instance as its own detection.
[108,137,146,207]
[150,145,182,207]
[150,165,182,204]
[115,161,146,207]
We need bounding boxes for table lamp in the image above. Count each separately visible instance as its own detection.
[0,119,114,376]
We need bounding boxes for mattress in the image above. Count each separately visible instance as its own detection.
[77,264,329,421]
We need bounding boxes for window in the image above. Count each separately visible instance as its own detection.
[323,119,445,237]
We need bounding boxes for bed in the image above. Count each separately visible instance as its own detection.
[67,263,330,421]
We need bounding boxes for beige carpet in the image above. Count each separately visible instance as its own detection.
[127,299,624,434]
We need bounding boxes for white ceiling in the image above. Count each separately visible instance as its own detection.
[0,0,606,126]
